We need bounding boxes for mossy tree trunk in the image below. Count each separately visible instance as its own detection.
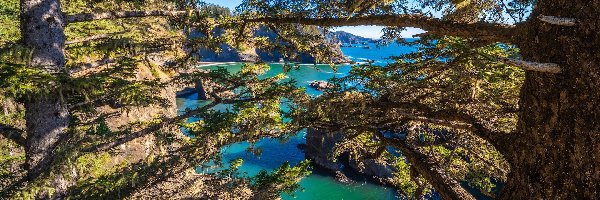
[501,0,600,198]
[20,0,71,197]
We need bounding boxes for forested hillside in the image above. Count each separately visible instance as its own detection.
[328,31,375,44]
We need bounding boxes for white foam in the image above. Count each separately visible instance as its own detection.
[196,62,240,67]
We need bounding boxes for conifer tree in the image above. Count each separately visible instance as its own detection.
[1,0,599,199]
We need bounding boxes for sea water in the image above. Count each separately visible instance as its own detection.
[176,41,418,200]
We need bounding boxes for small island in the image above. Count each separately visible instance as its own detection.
[309,80,334,91]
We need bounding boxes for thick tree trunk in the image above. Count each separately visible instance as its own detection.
[501,0,600,198]
[20,0,66,70]
[24,97,70,196]
[20,0,71,198]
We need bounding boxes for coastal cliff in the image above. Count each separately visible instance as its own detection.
[327,31,376,44]
[195,28,350,64]
[305,128,344,171]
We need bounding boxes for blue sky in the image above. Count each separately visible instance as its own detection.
[201,0,425,38]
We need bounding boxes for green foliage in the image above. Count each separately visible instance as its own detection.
[75,152,114,178]
[0,0,531,198]
[288,35,519,197]
[198,3,232,17]
[391,155,430,198]
[0,0,19,46]
[252,160,312,197]
[465,171,497,194]
[0,62,57,99]
[0,138,25,189]
[86,118,112,136]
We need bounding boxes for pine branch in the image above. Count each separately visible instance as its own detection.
[65,10,515,43]
[245,14,516,43]
[83,93,258,152]
[0,124,25,146]
[498,57,562,73]
[65,10,188,23]
[538,15,577,26]
[65,31,126,45]
[375,100,508,143]
[374,131,476,200]
[82,99,220,153]
[69,58,117,76]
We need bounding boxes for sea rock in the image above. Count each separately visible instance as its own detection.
[306,128,398,186]
[305,128,344,171]
[309,81,334,91]
[349,158,395,180]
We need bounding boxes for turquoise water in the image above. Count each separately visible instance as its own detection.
[176,41,418,200]
[342,39,419,65]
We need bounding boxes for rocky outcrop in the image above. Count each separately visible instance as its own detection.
[309,80,334,91]
[305,128,397,185]
[305,128,343,171]
[197,43,259,62]
[349,158,396,182]
[327,31,376,44]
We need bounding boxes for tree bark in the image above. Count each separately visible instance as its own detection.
[24,97,70,196]
[500,0,600,198]
[246,15,516,43]
[20,0,66,70]
[20,0,71,198]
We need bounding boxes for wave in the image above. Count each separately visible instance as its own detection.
[323,71,345,75]
[196,62,240,67]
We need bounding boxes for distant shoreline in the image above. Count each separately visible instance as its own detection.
[197,61,356,68]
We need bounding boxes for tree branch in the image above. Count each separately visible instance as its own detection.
[537,15,577,26]
[372,100,510,154]
[83,93,258,152]
[245,14,516,43]
[393,109,475,131]
[408,110,509,153]
[377,133,476,200]
[65,31,126,45]
[65,10,515,43]
[498,57,562,73]
[65,10,188,23]
[69,58,117,76]
[0,124,25,146]
[82,99,221,152]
